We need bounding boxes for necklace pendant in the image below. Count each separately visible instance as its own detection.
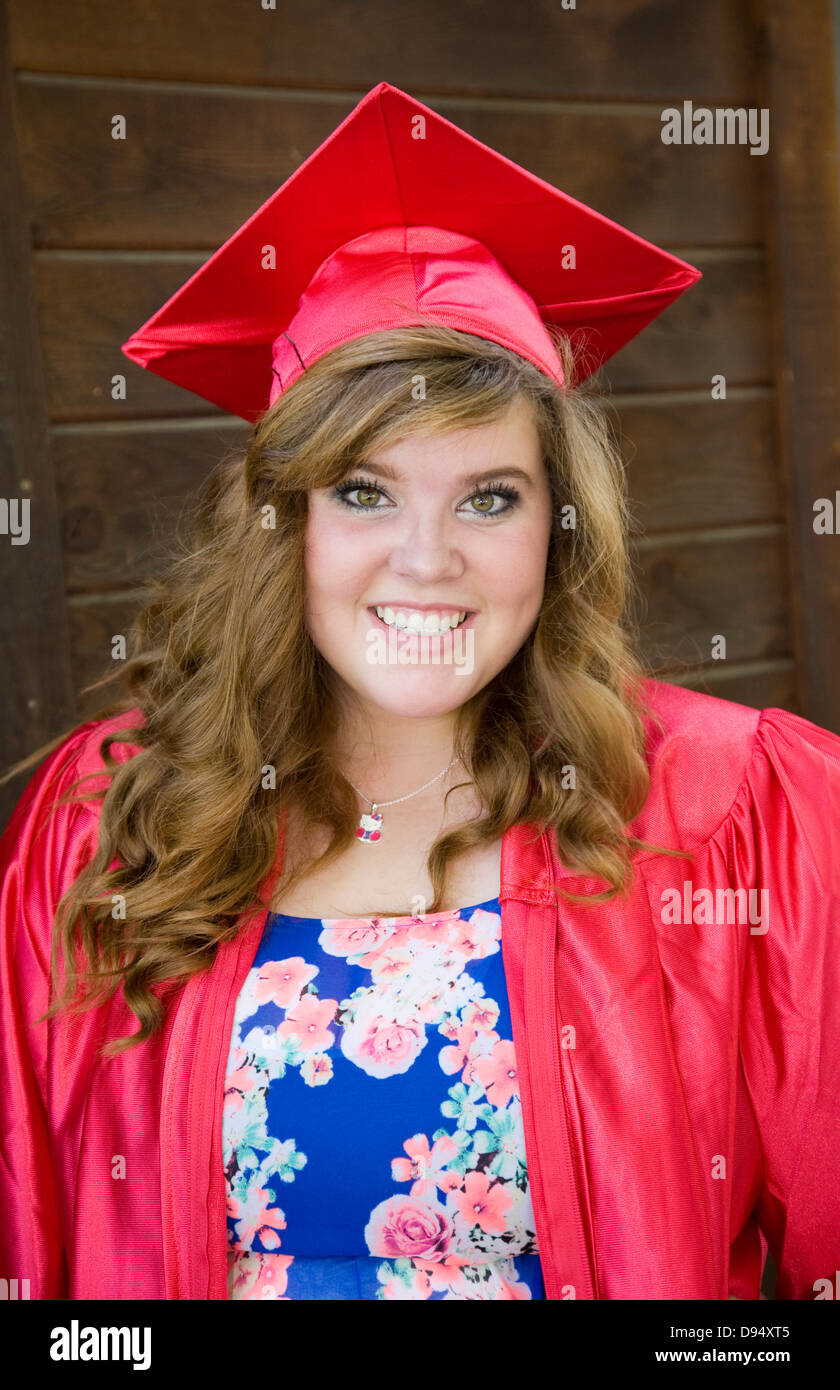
[356,808,383,842]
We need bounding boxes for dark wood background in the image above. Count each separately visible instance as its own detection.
[2,0,840,832]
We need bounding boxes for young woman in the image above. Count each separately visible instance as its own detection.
[1,82,838,1301]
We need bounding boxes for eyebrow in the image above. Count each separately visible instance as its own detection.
[350,461,535,489]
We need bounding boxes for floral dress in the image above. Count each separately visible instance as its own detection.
[222,896,546,1300]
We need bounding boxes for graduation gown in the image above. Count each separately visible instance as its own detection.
[1,676,839,1300]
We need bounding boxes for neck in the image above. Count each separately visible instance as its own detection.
[329,696,463,787]
[337,723,460,781]
[332,683,461,761]
[327,706,486,829]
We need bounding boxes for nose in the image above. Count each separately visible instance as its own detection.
[383,506,467,585]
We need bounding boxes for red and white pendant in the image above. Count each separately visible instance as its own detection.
[356,808,383,842]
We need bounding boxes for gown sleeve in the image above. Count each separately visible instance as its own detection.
[729,705,840,1299]
[0,724,104,1300]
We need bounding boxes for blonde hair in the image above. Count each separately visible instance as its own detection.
[3,323,690,1055]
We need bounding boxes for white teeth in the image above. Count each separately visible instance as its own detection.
[374,606,468,634]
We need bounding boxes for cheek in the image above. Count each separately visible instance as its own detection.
[480,526,550,602]
[304,510,366,596]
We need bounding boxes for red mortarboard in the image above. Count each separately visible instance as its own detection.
[122,81,702,423]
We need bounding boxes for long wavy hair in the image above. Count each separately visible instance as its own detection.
[3,322,692,1055]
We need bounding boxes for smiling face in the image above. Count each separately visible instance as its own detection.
[303,393,553,727]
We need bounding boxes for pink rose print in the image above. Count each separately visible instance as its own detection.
[450,908,501,959]
[382,919,415,946]
[341,999,427,1077]
[255,956,318,1009]
[318,918,393,959]
[227,1184,287,1251]
[471,1038,519,1107]
[365,1196,453,1259]
[391,1132,460,1197]
[277,992,337,1052]
[228,1251,294,1300]
[451,1170,514,1235]
[410,909,463,947]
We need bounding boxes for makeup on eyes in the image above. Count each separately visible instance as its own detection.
[330,474,523,519]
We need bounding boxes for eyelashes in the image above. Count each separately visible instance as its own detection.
[330,475,522,520]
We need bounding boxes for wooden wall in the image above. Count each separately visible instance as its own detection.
[2,0,840,826]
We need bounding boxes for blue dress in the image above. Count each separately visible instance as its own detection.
[222,895,546,1300]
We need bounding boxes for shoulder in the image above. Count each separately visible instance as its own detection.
[631,677,763,852]
[639,675,760,760]
[0,707,146,901]
[635,676,840,858]
[66,707,146,784]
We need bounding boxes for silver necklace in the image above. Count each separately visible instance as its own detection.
[347,756,462,842]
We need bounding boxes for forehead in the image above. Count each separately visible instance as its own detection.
[362,395,542,476]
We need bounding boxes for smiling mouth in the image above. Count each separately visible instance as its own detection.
[366,606,476,636]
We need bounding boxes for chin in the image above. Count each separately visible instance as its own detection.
[354,672,481,718]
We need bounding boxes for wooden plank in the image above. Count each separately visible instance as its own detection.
[601,252,772,391]
[14,76,762,250]
[9,0,755,103]
[53,420,249,591]
[51,398,777,591]
[68,593,146,723]
[616,393,780,533]
[665,660,798,713]
[633,530,791,671]
[35,250,773,423]
[753,0,840,732]
[0,7,75,828]
[34,252,216,420]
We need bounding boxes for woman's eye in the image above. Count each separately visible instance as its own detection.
[461,486,522,518]
[330,479,521,519]
[346,486,382,509]
[331,479,386,511]
[467,492,501,515]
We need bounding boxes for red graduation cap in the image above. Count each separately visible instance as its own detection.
[122,81,702,423]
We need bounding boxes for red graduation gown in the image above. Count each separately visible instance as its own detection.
[1,677,839,1300]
